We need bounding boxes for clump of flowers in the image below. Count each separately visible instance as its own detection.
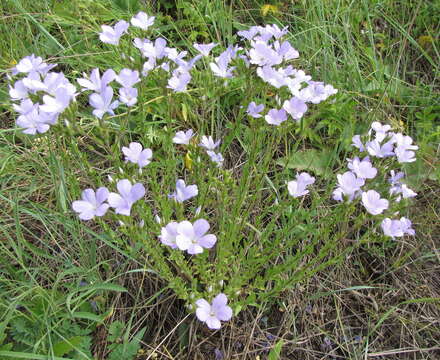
[333,121,417,238]
[7,12,421,332]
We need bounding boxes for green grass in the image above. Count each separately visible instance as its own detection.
[1,0,439,359]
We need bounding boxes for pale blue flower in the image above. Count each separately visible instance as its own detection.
[381,217,415,238]
[249,40,282,67]
[122,142,152,168]
[366,139,394,158]
[159,221,179,249]
[172,129,194,145]
[175,219,216,254]
[265,108,287,126]
[130,11,155,30]
[89,86,119,119]
[77,68,116,93]
[351,135,365,152]
[206,151,224,167]
[246,102,265,118]
[199,136,220,150]
[99,20,129,45]
[167,71,191,92]
[347,157,377,179]
[361,190,389,215]
[72,187,109,220]
[370,122,391,142]
[393,133,418,163]
[108,179,145,216]
[209,52,235,78]
[283,97,308,121]
[196,293,232,330]
[193,42,217,56]
[169,179,198,203]
[40,86,75,114]
[333,171,365,202]
[287,172,315,198]
[119,87,138,106]
[16,107,51,135]
[116,69,140,88]
[12,54,56,76]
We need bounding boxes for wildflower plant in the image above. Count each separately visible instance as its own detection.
[6,13,419,331]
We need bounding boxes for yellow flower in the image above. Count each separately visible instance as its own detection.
[261,4,279,16]
[185,152,193,171]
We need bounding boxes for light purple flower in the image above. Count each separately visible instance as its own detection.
[206,151,224,168]
[172,129,194,145]
[347,157,377,179]
[200,136,220,150]
[256,66,287,88]
[237,26,260,40]
[393,133,418,163]
[119,87,138,106]
[390,183,417,201]
[134,37,167,59]
[130,11,155,30]
[370,122,391,142]
[388,170,405,185]
[194,42,217,56]
[246,102,265,118]
[13,99,35,115]
[274,40,299,61]
[159,221,179,249]
[175,219,216,254]
[40,86,75,114]
[9,80,29,100]
[381,217,415,238]
[249,40,282,67]
[122,142,152,168]
[12,54,56,76]
[287,172,315,198]
[72,187,109,220]
[77,68,116,93]
[196,293,232,330]
[333,171,365,202]
[361,190,389,215]
[16,107,51,135]
[283,97,308,121]
[265,108,287,126]
[209,52,235,79]
[298,81,338,104]
[116,69,140,88]
[169,179,198,203]
[108,179,145,216]
[89,86,119,119]
[366,139,394,158]
[167,71,191,92]
[351,135,365,152]
[99,20,129,45]
[142,58,157,75]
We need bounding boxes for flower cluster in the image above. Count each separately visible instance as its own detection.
[333,122,417,238]
[72,179,145,219]
[9,55,76,134]
[9,14,420,332]
[237,25,337,125]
